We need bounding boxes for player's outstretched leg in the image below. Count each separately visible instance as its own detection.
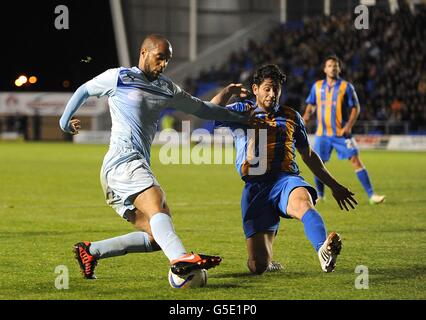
[170,253,222,276]
[317,232,342,273]
[73,241,98,279]
[73,232,158,279]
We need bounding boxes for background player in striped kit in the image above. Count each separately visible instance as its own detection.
[303,55,385,204]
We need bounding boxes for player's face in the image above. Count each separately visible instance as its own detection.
[141,42,173,80]
[324,59,341,79]
[253,78,281,111]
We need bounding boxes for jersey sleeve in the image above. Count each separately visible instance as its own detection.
[294,111,310,149]
[170,81,183,95]
[305,83,317,105]
[86,68,119,97]
[227,101,253,112]
[59,84,90,133]
[167,91,249,122]
[59,68,118,133]
[215,102,252,129]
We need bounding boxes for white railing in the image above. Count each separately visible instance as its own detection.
[354,121,410,135]
[305,120,411,135]
[71,131,426,151]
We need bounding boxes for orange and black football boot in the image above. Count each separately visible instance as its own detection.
[73,241,98,279]
[170,252,222,276]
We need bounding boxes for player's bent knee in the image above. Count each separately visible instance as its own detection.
[350,156,363,169]
[293,198,312,210]
[288,191,314,219]
[287,199,314,220]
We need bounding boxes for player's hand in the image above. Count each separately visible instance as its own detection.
[342,126,352,138]
[331,184,358,211]
[225,83,249,99]
[69,118,81,135]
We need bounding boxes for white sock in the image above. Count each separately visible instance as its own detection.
[89,232,156,259]
[150,212,186,261]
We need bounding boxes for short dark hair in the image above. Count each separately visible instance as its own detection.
[253,64,286,87]
[323,55,342,68]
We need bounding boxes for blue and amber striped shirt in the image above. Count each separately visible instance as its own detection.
[306,79,359,137]
[218,102,310,180]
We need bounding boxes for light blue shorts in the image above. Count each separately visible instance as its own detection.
[100,154,160,218]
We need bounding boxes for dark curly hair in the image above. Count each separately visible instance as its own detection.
[323,55,342,69]
[253,64,286,87]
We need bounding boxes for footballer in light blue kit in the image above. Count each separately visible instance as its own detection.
[303,55,385,204]
[59,34,252,280]
[213,64,357,274]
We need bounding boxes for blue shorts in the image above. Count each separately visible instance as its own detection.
[241,173,317,239]
[314,135,359,162]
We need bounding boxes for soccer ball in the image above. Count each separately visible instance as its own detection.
[168,269,208,289]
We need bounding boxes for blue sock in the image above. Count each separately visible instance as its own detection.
[314,176,325,198]
[301,209,327,252]
[356,168,374,198]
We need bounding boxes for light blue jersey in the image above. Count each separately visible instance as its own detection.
[60,66,247,170]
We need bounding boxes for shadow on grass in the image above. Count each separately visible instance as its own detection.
[377,198,426,205]
[0,229,129,238]
[210,271,313,279]
[370,265,426,283]
[201,283,242,289]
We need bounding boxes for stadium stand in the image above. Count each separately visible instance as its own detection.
[183,3,426,134]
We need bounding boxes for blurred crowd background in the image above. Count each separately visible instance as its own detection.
[1,0,425,140]
[184,4,425,133]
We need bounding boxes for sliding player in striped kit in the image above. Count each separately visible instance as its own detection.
[213,64,357,274]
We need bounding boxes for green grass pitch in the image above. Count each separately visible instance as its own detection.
[0,142,425,300]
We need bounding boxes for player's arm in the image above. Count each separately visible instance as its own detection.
[59,84,90,135]
[303,104,316,124]
[342,83,361,137]
[168,91,251,123]
[210,83,249,106]
[342,105,360,137]
[298,146,357,211]
[59,69,118,135]
[303,83,318,124]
